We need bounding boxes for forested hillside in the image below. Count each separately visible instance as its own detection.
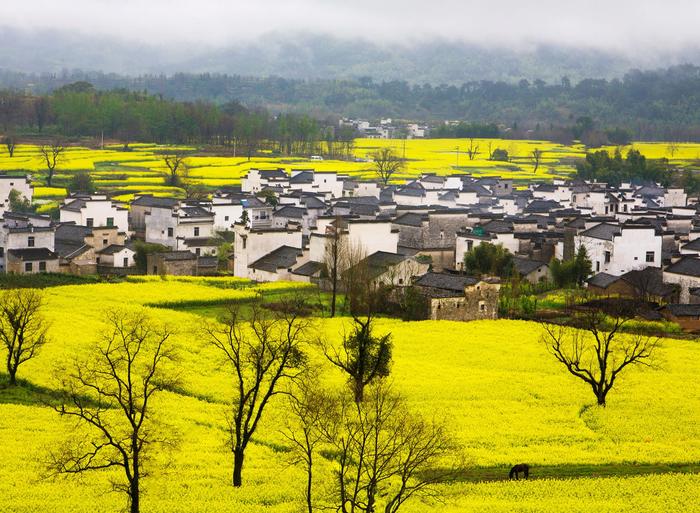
[3,65,700,140]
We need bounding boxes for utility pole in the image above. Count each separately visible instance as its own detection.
[456,146,459,167]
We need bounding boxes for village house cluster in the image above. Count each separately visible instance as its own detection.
[3,168,700,323]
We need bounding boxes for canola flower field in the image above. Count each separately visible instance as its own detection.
[0,278,698,512]
[2,138,700,210]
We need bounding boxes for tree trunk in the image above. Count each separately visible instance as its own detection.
[6,353,16,385]
[233,448,245,487]
[330,271,337,318]
[305,452,313,513]
[130,477,139,513]
[353,379,364,403]
[131,441,140,513]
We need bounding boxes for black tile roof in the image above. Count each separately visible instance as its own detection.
[355,251,408,279]
[394,213,426,227]
[249,246,302,272]
[131,195,180,208]
[414,272,478,293]
[580,223,621,241]
[179,206,214,218]
[665,257,700,277]
[681,239,700,252]
[587,272,620,288]
[55,223,93,242]
[274,206,307,219]
[525,199,563,213]
[97,244,128,255]
[55,241,91,258]
[290,171,314,184]
[292,260,324,277]
[7,248,59,260]
[664,304,700,317]
[513,257,548,276]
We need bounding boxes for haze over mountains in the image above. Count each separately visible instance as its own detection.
[1,27,700,85]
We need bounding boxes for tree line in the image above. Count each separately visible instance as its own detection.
[0,82,356,157]
[6,65,700,140]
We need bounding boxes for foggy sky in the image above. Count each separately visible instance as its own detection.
[4,0,700,54]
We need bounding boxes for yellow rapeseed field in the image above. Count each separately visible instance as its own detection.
[0,278,698,512]
[3,139,700,204]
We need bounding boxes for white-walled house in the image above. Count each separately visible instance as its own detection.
[96,245,136,268]
[130,195,180,238]
[145,204,217,256]
[60,195,129,233]
[664,257,700,302]
[248,245,308,282]
[210,196,244,231]
[346,219,399,255]
[454,229,508,270]
[241,169,289,193]
[232,224,304,279]
[575,223,661,275]
[0,224,55,272]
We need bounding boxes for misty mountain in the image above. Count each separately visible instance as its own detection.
[0,27,682,84]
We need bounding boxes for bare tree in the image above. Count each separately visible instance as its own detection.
[205,295,310,487]
[466,138,480,160]
[162,151,189,187]
[339,242,382,319]
[38,139,65,186]
[182,182,209,200]
[372,148,404,185]
[531,148,543,173]
[323,217,348,317]
[318,382,453,513]
[667,141,680,159]
[541,306,659,406]
[51,309,178,513]
[3,134,16,157]
[0,289,49,386]
[283,375,336,513]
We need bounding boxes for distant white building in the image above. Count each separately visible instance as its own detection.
[576,223,662,275]
[59,195,129,233]
[145,203,217,256]
[0,212,56,273]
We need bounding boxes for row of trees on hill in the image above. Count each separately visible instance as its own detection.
[6,65,700,140]
[576,148,672,186]
[0,83,357,155]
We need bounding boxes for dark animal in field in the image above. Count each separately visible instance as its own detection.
[509,463,529,480]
